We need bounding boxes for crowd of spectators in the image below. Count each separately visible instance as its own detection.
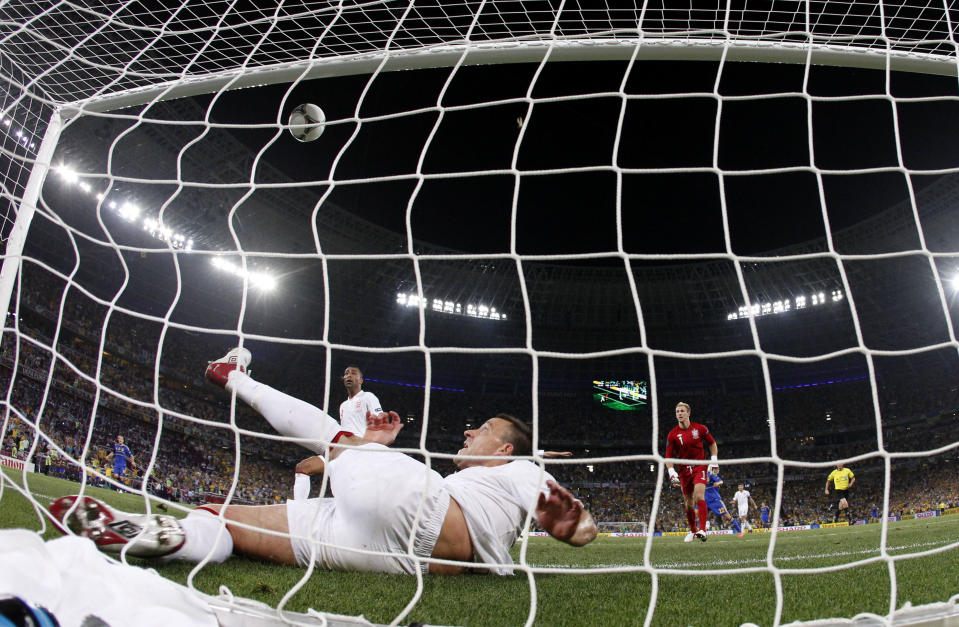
[2,266,958,531]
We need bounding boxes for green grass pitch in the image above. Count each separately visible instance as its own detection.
[2,470,957,626]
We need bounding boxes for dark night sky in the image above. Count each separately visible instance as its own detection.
[189,58,959,258]
[16,53,958,413]
[34,57,959,347]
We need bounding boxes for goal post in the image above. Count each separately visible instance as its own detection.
[1,1,958,626]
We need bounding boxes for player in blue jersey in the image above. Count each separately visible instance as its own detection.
[759,501,771,528]
[702,472,740,539]
[105,435,135,481]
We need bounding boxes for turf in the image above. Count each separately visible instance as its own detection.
[3,470,957,626]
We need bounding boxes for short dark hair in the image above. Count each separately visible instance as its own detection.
[343,365,364,377]
[494,413,532,457]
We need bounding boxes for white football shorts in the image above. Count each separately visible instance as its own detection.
[286,443,448,575]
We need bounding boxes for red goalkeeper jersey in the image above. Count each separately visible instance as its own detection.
[665,422,715,473]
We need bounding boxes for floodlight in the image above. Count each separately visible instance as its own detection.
[58,166,78,184]
[250,273,277,291]
[119,203,140,221]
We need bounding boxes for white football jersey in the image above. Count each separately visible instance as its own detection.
[732,490,751,514]
[338,390,382,436]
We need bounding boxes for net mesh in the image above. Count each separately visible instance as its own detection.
[1,1,958,626]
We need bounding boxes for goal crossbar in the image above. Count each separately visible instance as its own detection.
[63,37,959,118]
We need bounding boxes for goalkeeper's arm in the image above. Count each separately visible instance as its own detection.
[707,441,719,474]
[664,441,681,488]
[666,465,680,488]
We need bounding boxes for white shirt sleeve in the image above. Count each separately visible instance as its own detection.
[364,392,382,415]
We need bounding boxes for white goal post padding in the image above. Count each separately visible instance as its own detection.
[1,2,958,626]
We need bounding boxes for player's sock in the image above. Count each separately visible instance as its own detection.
[165,508,233,563]
[685,508,697,533]
[697,501,708,532]
[293,472,310,500]
[733,519,741,534]
[227,372,339,454]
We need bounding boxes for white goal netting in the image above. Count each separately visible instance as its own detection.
[1,1,958,626]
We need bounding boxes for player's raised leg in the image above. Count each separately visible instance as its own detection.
[206,347,343,454]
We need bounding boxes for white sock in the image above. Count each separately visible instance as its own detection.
[293,472,310,500]
[226,372,340,454]
[166,509,233,563]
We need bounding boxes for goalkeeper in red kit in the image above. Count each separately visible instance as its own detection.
[665,402,719,542]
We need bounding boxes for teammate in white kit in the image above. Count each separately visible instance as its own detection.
[292,365,381,499]
[50,348,596,576]
[729,483,757,535]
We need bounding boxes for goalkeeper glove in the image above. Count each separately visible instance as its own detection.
[668,468,680,487]
[707,455,719,475]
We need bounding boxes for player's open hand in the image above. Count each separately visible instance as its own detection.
[536,480,583,543]
[365,410,403,446]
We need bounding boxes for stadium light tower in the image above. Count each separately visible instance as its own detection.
[210,257,277,292]
[55,164,195,250]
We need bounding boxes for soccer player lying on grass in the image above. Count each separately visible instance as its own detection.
[49,348,597,576]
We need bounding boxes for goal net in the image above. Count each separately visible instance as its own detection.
[1,1,957,625]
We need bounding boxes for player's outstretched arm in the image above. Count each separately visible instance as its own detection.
[536,480,597,547]
[364,410,403,446]
[542,450,573,458]
[327,411,404,460]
